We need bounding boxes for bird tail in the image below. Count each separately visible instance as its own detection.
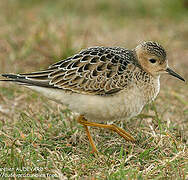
[0,72,53,88]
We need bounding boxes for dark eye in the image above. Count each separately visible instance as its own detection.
[149,59,157,63]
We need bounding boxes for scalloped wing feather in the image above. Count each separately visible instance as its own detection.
[48,47,135,95]
[2,47,137,96]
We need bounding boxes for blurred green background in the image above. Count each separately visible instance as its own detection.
[0,0,188,74]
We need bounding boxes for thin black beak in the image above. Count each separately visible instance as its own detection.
[166,68,185,82]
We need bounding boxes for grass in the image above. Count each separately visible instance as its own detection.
[0,0,188,179]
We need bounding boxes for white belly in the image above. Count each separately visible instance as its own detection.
[28,85,152,122]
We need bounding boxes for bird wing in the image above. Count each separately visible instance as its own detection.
[1,47,136,96]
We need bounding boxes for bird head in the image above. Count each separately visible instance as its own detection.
[135,41,185,82]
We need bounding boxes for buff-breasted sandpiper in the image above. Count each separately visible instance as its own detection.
[1,41,185,153]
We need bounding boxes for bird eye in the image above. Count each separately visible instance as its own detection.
[149,59,157,63]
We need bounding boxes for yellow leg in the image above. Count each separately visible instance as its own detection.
[83,125,98,154]
[77,115,98,153]
[77,115,135,153]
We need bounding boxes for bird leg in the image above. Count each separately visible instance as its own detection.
[77,115,135,153]
[77,115,98,153]
[83,125,98,154]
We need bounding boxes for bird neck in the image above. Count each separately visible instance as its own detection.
[131,49,142,70]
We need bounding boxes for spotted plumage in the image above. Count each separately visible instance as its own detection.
[138,41,166,64]
[1,41,185,153]
[1,44,153,96]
